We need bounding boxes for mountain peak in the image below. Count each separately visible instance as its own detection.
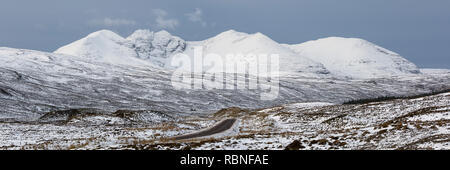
[286,37,420,78]
[155,30,171,36]
[189,29,329,75]
[53,29,421,78]
[317,37,400,56]
[249,32,273,41]
[85,29,123,40]
[214,29,248,38]
[222,29,238,34]
[54,29,138,64]
[55,29,186,67]
[127,29,153,40]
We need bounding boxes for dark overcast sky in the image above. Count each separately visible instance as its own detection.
[0,0,449,68]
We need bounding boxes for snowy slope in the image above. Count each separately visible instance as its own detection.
[1,47,449,122]
[54,29,422,79]
[55,29,185,67]
[183,30,330,76]
[1,91,448,150]
[55,29,331,76]
[126,29,186,67]
[54,30,141,64]
[2,29,449,122]
[285,37,421,79]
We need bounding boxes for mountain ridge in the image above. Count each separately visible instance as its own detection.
[1,46,449,121]
[1,29,449,122]
[53,29,422,79]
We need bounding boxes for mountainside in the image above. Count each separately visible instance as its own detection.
[184,30,330,75]
[1,29,450,121]
[286,37,421,79]
[126,29,186,67]
[55,29,186,67]
[54,30,139,64]
[1,47,449,122]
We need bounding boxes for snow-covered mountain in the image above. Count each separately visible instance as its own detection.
[1,29,449,122]
[184,30,330,75]
[126,29,186,67]
[0,29,448,150]
[285,37,421,79]
[55,29,330,76]
[54,29,422,79]
[54,30,139,64]
[55,29,186,67]
[1,46,449,121]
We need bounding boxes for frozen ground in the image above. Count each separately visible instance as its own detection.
[0,92,448,150]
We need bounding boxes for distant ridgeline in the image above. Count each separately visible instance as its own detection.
[343,88,450,105]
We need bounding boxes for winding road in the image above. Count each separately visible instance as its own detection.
[172,118,237,140]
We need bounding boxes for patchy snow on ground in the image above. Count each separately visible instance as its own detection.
[0,92,448,150]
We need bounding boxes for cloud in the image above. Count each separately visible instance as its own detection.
[186,8,207,27]
[153,9,179,30]
[88,18,136,27]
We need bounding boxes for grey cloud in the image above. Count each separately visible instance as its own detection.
[153,9,179,30]
[186,8,207,27]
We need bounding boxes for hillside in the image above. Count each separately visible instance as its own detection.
[1,90,448,150]
[2,47,449,121]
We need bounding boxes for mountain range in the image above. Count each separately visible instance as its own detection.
[1,29,449,122]
[55,29,421,79]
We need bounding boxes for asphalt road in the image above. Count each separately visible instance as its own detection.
[172,118,237,140]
